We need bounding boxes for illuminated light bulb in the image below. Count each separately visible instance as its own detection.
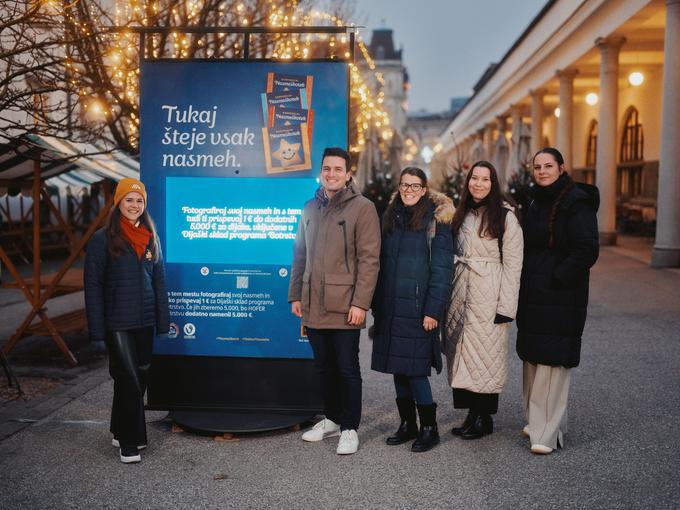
[585,92,599,106]
[628,71,644,86]
[554,107,561,118]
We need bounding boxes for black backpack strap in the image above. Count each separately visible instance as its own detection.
[498,208,510,264]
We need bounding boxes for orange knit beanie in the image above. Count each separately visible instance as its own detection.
[114,178,147,206]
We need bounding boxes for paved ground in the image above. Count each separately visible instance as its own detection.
[0,247,679,509]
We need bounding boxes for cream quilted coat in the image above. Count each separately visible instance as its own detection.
[444,207,523,393]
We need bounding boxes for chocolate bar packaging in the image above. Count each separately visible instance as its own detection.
[266,72,313,106]
[261,123,311,174]
[261,71,314,174]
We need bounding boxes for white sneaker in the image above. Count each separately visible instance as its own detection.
[119,446,141,464]
[301,418,341,442]
[530,444,553,455]
[112,438,147,450]
[336,429,359,455]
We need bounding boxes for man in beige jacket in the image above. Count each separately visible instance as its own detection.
[288,147,380,455]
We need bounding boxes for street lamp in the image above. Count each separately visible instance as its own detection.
[585,92,599,106]
[628,71,644,86]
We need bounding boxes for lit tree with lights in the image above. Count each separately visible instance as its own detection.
[1,1,393,158]
[0,1,89,144]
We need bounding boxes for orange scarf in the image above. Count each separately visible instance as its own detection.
[120,218,152,260]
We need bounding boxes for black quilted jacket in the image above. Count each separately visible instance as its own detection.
[84,227,169,341]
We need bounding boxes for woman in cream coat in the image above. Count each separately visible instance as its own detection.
[444,161,523,439]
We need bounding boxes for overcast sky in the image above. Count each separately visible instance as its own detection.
[352,0,547,113]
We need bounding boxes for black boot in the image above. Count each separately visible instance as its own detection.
[411,403,440,452]
[386,398,418,445]
[451,409,474,436]
[460,413,493,440]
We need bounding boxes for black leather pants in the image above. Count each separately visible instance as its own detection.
[106,327,153,447]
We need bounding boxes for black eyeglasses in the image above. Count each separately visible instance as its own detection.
[399,183,424,192]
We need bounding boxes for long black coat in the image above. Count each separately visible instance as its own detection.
[84,227,169,342]
[371,192,455,376]
[516,173,599,368]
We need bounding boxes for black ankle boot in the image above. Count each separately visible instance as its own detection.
[386,398,418,445]
[411,403,440,452]
[451,409,474,436]
[460,413,493,440]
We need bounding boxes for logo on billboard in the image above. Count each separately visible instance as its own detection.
[200,266,210,276]
[278,268,288,277]
[168,323,179,339]
[183,323,196,339]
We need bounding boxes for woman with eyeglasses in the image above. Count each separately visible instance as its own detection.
[371,167,454,452]
[443,161,523,440]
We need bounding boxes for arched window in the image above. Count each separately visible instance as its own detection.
[620,107,643,162]
[586,119,597,167]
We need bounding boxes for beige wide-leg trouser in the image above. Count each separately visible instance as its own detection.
[523,362,571,449]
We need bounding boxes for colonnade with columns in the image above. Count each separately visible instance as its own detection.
[446,0,680,267]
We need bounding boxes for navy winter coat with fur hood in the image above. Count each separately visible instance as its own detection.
[371,191,455,376]
[84,227,169,342]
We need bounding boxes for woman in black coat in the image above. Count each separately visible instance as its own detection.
[516,147,599,455]
[84,178,169,464]
[371,167,454,453]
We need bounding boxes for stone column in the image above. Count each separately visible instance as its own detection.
[509,104,525,177]
[652,0,680,267]
[484,122,495,162]
[530,88,546,156]
[495,114,509,185]
[595,36,625,246]
[556,68,578,169]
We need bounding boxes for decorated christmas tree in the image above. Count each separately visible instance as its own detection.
[507,165,535,215]
[440,163,468,207]
[363,169,396,220]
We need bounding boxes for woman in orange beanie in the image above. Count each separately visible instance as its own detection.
[84,177,169,464]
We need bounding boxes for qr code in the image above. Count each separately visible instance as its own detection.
[236,276,249,289]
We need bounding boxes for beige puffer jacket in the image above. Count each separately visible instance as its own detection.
[444,206,523,393]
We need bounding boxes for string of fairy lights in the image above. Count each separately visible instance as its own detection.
[56,0,392,154]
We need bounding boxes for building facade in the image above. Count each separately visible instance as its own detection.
[437,0,680,267]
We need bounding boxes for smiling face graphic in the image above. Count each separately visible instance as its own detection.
[272,139,302,167]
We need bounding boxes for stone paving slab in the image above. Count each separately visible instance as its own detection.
[0,249,678,509]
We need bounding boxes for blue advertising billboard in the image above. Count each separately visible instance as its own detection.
[140,61,349,360]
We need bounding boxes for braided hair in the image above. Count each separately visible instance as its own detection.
[533,147,574,248]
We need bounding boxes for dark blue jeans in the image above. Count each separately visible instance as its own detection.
[393,374,434,405]
[306,328,362,431]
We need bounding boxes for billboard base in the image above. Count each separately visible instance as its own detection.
[170,409,315,434]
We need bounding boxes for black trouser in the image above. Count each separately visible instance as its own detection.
[106,327,153,447]
[453,388,499,415]
[306,328,362,431]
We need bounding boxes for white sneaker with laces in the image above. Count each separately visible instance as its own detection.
[112,438,147,450]
[301,418,341,442]
[119,446,141,464]
[336,429,359,455]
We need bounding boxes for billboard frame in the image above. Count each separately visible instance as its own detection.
[126,25,356,432]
